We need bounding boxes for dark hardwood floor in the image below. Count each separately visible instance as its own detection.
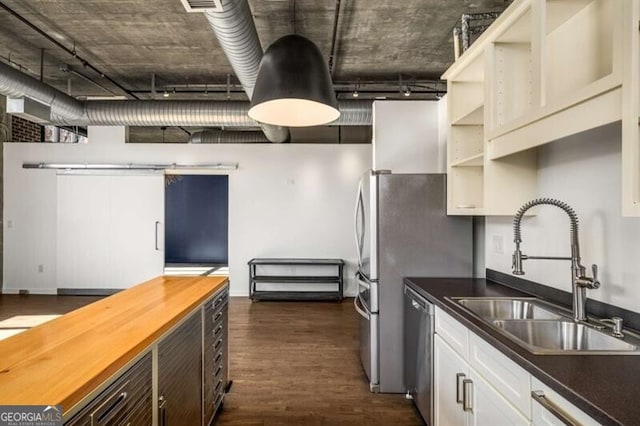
[217,298,422,426]
[0,294,423,425]
[0,294,103,321]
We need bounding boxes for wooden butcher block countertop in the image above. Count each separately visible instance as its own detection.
[0,275,228,413]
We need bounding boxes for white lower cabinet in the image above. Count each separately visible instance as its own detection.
[434,308,600,426]
[434,334,468,426]
[434,334,527,426]
[468,369,529,426]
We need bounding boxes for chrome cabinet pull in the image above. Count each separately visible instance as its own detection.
[455,373,465,404]
[158,395,167,426]
[531,390,581,426]
[463,379,473,412]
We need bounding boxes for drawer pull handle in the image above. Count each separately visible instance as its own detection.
[90,381,129,426]
[214,324,223,337]
[215,365,223,377]
[214,393,223,408]
[215,338,223,350]
[215,379,223,393]
[531,390,581,426]
[463,379,473,412]
[215,352,223,363]
[214,312,223,321]
[455,373,465,404]
[158,395,167,426]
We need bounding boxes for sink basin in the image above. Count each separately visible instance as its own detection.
[493,320,640,354]
[449,297,640,355]
[454,298,566,321]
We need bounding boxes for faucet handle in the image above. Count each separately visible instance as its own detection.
[590,264,600,289]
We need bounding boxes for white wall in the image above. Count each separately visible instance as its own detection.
[3,137,370,296]
[485,123,640,313]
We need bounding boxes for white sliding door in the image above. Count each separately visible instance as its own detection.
[57,173,164,291]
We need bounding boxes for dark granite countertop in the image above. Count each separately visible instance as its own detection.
[405,277,638,426]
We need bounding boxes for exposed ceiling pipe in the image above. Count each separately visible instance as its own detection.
[0,61,373,127]
[203,0,290,143]
[189,129,269,144]
[328,0,342,76]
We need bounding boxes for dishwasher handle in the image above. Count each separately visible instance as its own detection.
[404,286,432,314]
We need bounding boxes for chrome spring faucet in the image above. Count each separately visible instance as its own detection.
[512,198,600,322]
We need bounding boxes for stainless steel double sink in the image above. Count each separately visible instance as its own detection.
[450,297,640,355]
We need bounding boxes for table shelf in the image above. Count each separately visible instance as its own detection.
[248,258,344,302]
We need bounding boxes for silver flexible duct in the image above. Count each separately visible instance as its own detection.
[0,61,85,124]
[76,100,372,127]
[204,0,289,142]
[189,129,269,144]
[333,100,372,126]
[85,100,252,126]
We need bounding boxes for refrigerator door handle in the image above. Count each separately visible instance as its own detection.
[354,178,364,268]
[356,272,370,290]
[354,293,371,320]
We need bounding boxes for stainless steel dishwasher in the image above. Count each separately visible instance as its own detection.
[403,284,434,425]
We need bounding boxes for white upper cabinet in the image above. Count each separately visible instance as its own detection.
[443,0,640,216]
[372,100,444,174]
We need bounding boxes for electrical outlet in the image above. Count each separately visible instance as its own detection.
[286,178,295,185]
[7,220,13,229]
[493,235,504,254]
[37,264,44,273]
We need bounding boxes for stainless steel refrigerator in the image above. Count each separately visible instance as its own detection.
[353,170,472,393]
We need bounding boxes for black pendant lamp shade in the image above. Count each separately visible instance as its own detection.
[249,34,340,127]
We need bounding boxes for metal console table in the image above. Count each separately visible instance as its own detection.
[248,258,344,302]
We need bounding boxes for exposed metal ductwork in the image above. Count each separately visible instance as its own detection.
[189,129,269,144]
[0,60,373,130]
[82,100,371,127]
[203,0,289,143]
[0,61,85,124]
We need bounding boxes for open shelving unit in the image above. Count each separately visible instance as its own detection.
[248,258,344,302]
[446,52,486,215]
[443,0,637,216]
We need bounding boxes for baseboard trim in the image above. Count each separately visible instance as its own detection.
[57,288,122,296]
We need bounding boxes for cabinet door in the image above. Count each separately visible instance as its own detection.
[468,368,529,426]
[57,173,164,290]
[434,335,469,426]
[158,310,202,426]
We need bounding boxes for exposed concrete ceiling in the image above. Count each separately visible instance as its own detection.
[0,0,509,141]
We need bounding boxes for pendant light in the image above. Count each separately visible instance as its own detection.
[248,34,340,127]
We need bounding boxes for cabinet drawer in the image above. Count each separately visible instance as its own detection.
[211,289,229,314]
[435,306,469,359]
[468,332,531,418]
[66,353,152,426]
[531,377,600,426]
